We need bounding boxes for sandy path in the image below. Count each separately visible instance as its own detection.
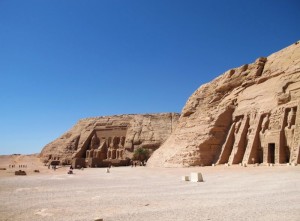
[0,163,300,221]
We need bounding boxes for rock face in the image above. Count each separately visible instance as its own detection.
[148,41,300,167]
[40,113,179,167]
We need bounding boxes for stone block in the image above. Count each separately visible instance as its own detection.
[190,172,203,182]
[181,176,190,181]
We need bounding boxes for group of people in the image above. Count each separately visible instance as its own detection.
[48,164,57,170]
[130,161,146,167]
[9,165,27,168]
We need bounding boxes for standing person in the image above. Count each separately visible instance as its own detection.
[68,165,73,174]
[106,163,111,173]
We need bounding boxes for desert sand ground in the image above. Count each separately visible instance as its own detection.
[0,155,299,221]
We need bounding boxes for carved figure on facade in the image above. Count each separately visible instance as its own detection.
[116,136,126,159]
[107,137,120,159]
[269,107,284,130]
[91,138,107,160]
[284,107,297,162]
[90,134,100,149]
[246,111,257,138]
[233,115,251,164]
[86,134,100,158]
[234,118,242,134]
[253,113,271,162]
[261,114,270,134]
[226,115,251,164]
[259,114,270,148]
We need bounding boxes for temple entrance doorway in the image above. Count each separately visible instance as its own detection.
[258,148,263,164]
[268,143,275,164]
[285,146,290,163]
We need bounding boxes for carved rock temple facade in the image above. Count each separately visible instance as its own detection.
[41,41,300,168]
[40,113,179,167]
[147,41,300,167]
[217,104,299,165]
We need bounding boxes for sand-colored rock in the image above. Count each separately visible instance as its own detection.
[40,113,179,166]
[148,41,300,167]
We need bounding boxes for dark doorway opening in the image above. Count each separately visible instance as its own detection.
[268,143,275,164]
[285,146,290,163]
[258,148,263,164]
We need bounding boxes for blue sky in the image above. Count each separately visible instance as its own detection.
[0,0,299,155]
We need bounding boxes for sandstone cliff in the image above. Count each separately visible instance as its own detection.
[40,113,179,165]
[148,41,300,167]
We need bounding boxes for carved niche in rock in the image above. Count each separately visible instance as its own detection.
[218,114,249,164]
[284,107,297,162]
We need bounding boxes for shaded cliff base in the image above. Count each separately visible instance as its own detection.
[0,153,298,178]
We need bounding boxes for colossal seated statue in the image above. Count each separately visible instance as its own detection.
[107,137,120,159]
[90,134,100,149]
[116,136,126,159]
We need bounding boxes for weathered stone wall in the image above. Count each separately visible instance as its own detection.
[40,113,179,165]
[148,41,300,167]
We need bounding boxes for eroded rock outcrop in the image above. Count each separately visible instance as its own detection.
[148,41,300,167]
[40,113,179,166]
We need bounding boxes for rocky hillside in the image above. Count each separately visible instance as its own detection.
[148,41,300,167]
[40,113,179,164]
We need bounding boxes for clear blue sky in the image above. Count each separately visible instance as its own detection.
[0,0,299,155]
